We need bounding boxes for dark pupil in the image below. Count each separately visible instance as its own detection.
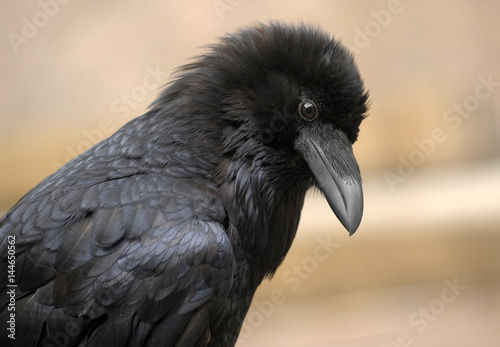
[302,102,316,118]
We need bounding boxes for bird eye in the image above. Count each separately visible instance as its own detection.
[299,100,318,121]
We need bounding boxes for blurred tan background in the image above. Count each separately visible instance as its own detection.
[1,1,499,346]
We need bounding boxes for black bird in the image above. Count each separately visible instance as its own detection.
[0,22,368,346]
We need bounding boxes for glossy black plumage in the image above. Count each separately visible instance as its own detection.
[0,22,368,346]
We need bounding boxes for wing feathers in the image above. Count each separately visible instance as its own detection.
[0,171,232,345]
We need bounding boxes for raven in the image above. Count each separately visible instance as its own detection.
[0,22,368,346]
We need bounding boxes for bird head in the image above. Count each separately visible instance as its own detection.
[156,22,369,236]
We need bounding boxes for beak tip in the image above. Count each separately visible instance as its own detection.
[341,200,363,236]
[318,174,364,237]
[347,221,361,236]
[339,183,364,237]
[341,214,361,236]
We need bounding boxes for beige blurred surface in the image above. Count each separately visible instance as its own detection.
[1,1,499,346]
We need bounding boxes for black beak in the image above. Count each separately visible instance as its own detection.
[295,125,363,235]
